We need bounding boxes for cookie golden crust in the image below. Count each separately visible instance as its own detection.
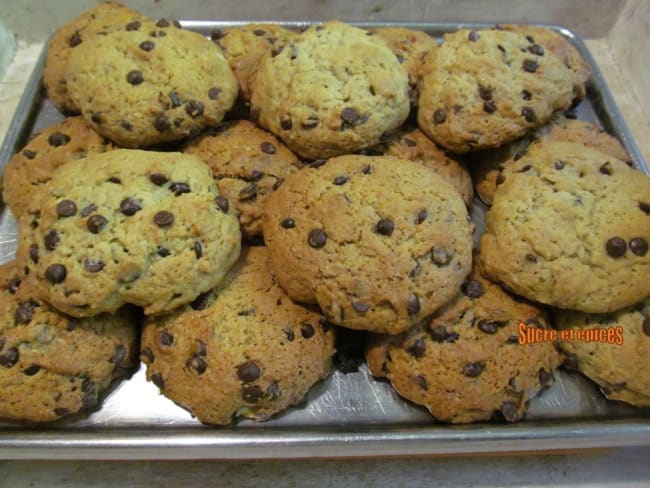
[417,28,580,153]
[18,149,241,317]
[0,261,139,422]
[43,2,149,113]
[262,155,473,335]
[183,120,302,238]
[216,24,298,101]
[2,117,114,221]
[66,25,238,147]
[250,20,410,159]
[367,261,562,424]
[141,247,335,426]
[479,162,650,313]
[555,298,650,407]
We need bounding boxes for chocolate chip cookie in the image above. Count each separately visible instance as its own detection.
[66,25,238,147]
[417,28,580,153]
[367,259,562,423]
[555,297,650,406]
[262,154,473,334]
[0,261,139,422]
[141,246,335,425]
[479,156,650,313]
[250,20,410,159]
[18,149,241,317]
[43,1,149,113]
[183,120,302,238]
[2,117,113,221]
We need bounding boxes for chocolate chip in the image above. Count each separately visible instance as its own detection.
[408,338,426,357]
[554,160,565,170]
[153,114,170,132]
[606,236,627,258]
[126,20,141,31]
[506,335,519,344]
[413,375,427,390]
[120,198,141,216]
[407,294,421,316]
[237,308,255,316]
[639,202,650,215]
[208,87,221,99]
[409,262,421,278]
[462,361,485,377]
[501,401,520,422]
[29,244,39,263]
[159,331,174,347]
[190,292,210,310]
[308,229,327,248]
[121,120,133,131]
[477,319,499,334]
[468,30,479,42]
[22,149,36,159]
[157,247,170,258]
[139,40,155,51]
[432,247,451,266]
[376,218,394,236]
[48,132,70,147]
[642,316,650,337]
[483,100,497,113]
[141,347,155,363]
[599,162,613,175]
[196,340,207,357]
[126,70,144,85]
[525,253,537,263]
[630,238,648,256]
[522,59,538,73]
[14,303,33,325]
[239,183,257,201]
[186,356,207,375]
[54,408,71,417]
[352,300,369,314]
[521,89,532,101]
[521,107,537,123]
[148,173,168,186]
[91,113,103,124]
[23,364,40,376]
[479,85,493,100]
[260,141,276,154]
[267,382,281,399]
[461,280,484,298]
[84,259,105,273]
[538,368,553,385]
[280,115,293,130]
[44,229,59,250]
[8,277,21,294]
[156,18,171,27]
[496,172,506,185]
[430,325,449,342]
[403,137,417,147]
[341,107,359,123]
[215,196,229,213]
[247,170,264,181]
[309,159,326,169]
[151,372,164,389]
[154,211,174,227]
[0,347,19,367]
[416,209,427,224]
[193,240,202,259]
[236,361,261,382]
[87,214,108,233]
[528,44,545,56]
[185,100,204,118]
[301,323,315,338]
[301,116,319,129]
[68,31,82,47]
[281,218,295,229]
[333,176,348,185]
[433,109,447,124]
[110,344,127,365]
[271,44,284,57]
[170,182,191,196]
[284,328,295,341]
[242,384,264,403]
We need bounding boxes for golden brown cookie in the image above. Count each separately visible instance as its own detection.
[141,246,335,425]
[183,120,302,238]
[2,117,113,221]
[0,261,139,422]
[367,260,562,424]
[262,154,473,334]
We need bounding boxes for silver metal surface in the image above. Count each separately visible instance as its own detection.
[0,21,648,459]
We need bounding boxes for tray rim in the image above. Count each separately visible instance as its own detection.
[0,20,649,460]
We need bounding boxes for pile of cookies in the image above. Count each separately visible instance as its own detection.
[1,1,648,426]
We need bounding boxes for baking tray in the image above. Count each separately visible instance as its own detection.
[0,21,649,460]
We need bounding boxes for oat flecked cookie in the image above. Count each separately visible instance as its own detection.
[555,298,650,407]
[43,1,149,113]
[367,260,563,423]
[66,25,238,147]
[470,115,632,205]
[262,155,473,334]
[2,117,113,221]
[18,149,241,317]
[0,261,139,422]
[417,28,580,153]
[479,162,650,313]
[250,20,410,159]
[141,246,335,425]
[183,120,302,238]
[215,23,298,102]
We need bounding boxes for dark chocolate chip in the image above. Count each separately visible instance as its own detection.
[461,280,484,298]
[413,375,427,390]
[252,28,266,36]
[483,100,497,113]
[242,384,264,403]
[23,364,40,376]
[149,173,168,186]
[157,247,170,257]
[403,137,417,147]
[139,40,155,51]
[506,335,519,344]
[126,70,144,85]
[8,277,21,294]
[151,372,164,389]
[14,303,33,325]
[376,218,394,236]
[91,113,103,124]
[126,20,141,31]
[271,44,284,57]
[538,368,553,385]
[54,408,71,417]
[408,338,426,357]
[48,132,70,147]
[642,316,650,337]
[271,177,284,191]
[479,85,493,100]
[194,240,202,259]
[416,209,427,224]
[521,89,532,101]
[430,325,448,342]
[639,202,650,215]
[120,198,142,216]
[186,356,207,374]
[238,183,258,201]
[260,141,276,154]
[340,107,359,123]
[525,253,537,263]
[496,172,506,185]
[501,401,520,422]
[280,115,293,130]
[156,18,171,27]
[301,323,315,339]
[107,176,121,184]
[599,162,613,175]
[190,292,210,310]
[433,109,447,124]
[432,247,451,266]
[185,100,204,118]
[333,176,348,185]
[267,382,281,399]
[284,328,295,341]
[153,114,171,132]
[630,237,648,256]
[281,218,295,229]
[215,196,229,213]
[141,347,155,363]
[462,361,485,377]
[308,229,327,248]
[606,236,627,258]
[196,340,207,357]
[44,229,59,250]
[528,44,545,56]
[110,345,127,365]
[352,300,369,314]
[170,182,191,196]
[554,160,565,170]
[22,149,36,159]
[84,259,105,273]
[154,211,174,227]
[121,120,133,131]
[522,59,538,73]
[310,159,326,169]
[522,107,537,123]
[407,294,421,316]
[159,331,174,347]
[237,308,255,316]
[0,347,19,367]
[468,30,479,42]
[477,319,499,334]
[208,86,221,99]
[29,244,39,263]
[69,31,82,47]
[409,262,421,278]
[237,361,261,382]
[87,214,108,234]
[247,169,264,181]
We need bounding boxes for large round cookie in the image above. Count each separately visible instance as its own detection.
[2,117,113,221]
[18,149,241,317]
[555,298,650,406]
[367,260,562,423]
[0,261,139,422]
[141,246,335,425]
[417,28,580,153]
[250,21,410,159]
[183,120,302,238]
[43,1,148,113]
[262,155,473,334]
[66,25,238,147]
[479,165,650,313]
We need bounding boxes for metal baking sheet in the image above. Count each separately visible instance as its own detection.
[0,21,649,460]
